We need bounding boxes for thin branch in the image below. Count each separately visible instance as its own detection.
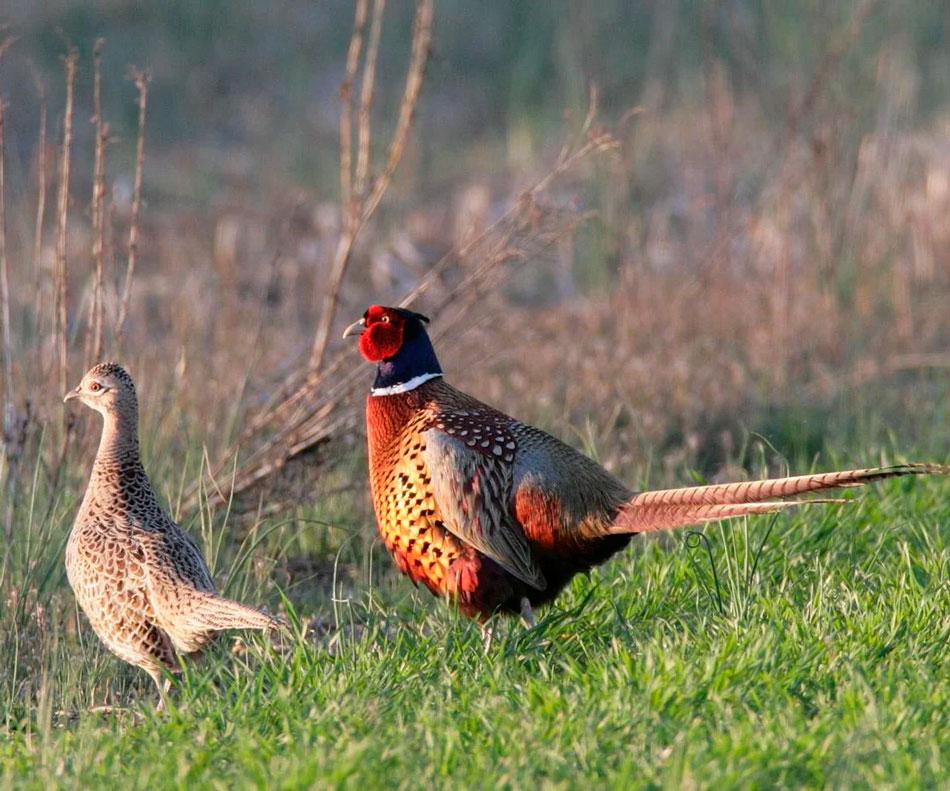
[88,38,109,364]
[780,0,874,151]
[0,33,12,453]
[354,0,386,198]
[0,101,14,446]
[0,35,13,63]
[0,96,21,546]
[54,48,77,406]
[361,0,432,221]
[115,69,149,346]
[339,0,369,215]
[32,77,47,278]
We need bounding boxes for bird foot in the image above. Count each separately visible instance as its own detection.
[88,704,122,714]
[519,597,536,628]
[149,673,173,712]
[87,704,138,717]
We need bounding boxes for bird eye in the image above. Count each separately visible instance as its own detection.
[381,315,390,323]
[89,382,101,392]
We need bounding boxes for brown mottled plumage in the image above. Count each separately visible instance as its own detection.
[345,305,948,625]
[64,363,278,708]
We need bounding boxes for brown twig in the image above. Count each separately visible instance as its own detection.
[88,38,109,364]
[361,0,433,221]
[54,48,77,411]
[0,25,13,452]
[0,97,18,545]
[32,76,47,279]
[339,0,368,215]
[354,0,386,198]
[308,0,433,372]
[0,101,14,443]
[780,0,874,152]
[115,69,149,346]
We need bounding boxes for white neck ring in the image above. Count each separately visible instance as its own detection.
[371,372,442,397]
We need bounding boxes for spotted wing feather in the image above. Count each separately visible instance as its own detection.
[423,428,547,590]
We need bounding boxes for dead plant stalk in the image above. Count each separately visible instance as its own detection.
[0,101,14,444]
[308,0,433,372]
[54,49,77,418]
[88,38,108,364]
[32,79,47,302]
[115,69,149,346]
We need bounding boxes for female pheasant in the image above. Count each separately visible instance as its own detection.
[65,362,279,708]
[344,305,946,625]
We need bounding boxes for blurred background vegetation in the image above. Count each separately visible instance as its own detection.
[4,2,949,198]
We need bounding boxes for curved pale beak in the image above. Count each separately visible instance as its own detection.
[63,385,81,403]
[342,318,365,339]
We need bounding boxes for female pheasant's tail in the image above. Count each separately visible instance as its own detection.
[189,592,283,632]
[609,463,948,535]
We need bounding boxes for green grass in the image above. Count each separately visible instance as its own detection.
[0,459,947,789]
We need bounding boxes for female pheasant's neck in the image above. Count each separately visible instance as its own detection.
[371,331,443,396]
[93,407,142,471]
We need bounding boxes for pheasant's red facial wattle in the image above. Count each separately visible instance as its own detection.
[358,306,407,362]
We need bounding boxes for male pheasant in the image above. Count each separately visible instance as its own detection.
[344,305,946,625]
[65,362,279,709]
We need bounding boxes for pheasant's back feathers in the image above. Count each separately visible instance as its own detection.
[433,410,518,463]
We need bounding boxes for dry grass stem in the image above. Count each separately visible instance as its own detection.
[338,0,368,213]
[0,101,14,447]
[354,0,386,197]
[31,78,47,275]
[54,49,77,409]
[115,69,149,347]
[88,38,109,364]
[361,0,433,221]
[782,0,874,147]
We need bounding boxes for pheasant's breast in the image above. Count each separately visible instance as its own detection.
[369,414,466,596]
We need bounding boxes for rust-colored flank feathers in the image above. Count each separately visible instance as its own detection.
[64,363,278,708]
[344,305,948,623]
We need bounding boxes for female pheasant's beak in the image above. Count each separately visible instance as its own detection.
[342,318,366,339]
[63,385,81,403]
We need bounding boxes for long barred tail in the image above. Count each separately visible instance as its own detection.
[609,464,948,535]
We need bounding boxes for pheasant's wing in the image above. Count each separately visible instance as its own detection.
[423,429,547,590]
[138,518,217,593]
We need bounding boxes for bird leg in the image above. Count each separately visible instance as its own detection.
[519,597,536,628]
[149,669,172,712]
[481,621,495,653]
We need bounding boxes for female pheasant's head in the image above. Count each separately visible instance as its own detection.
[343,305,443,395]
[64,362,139,419]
